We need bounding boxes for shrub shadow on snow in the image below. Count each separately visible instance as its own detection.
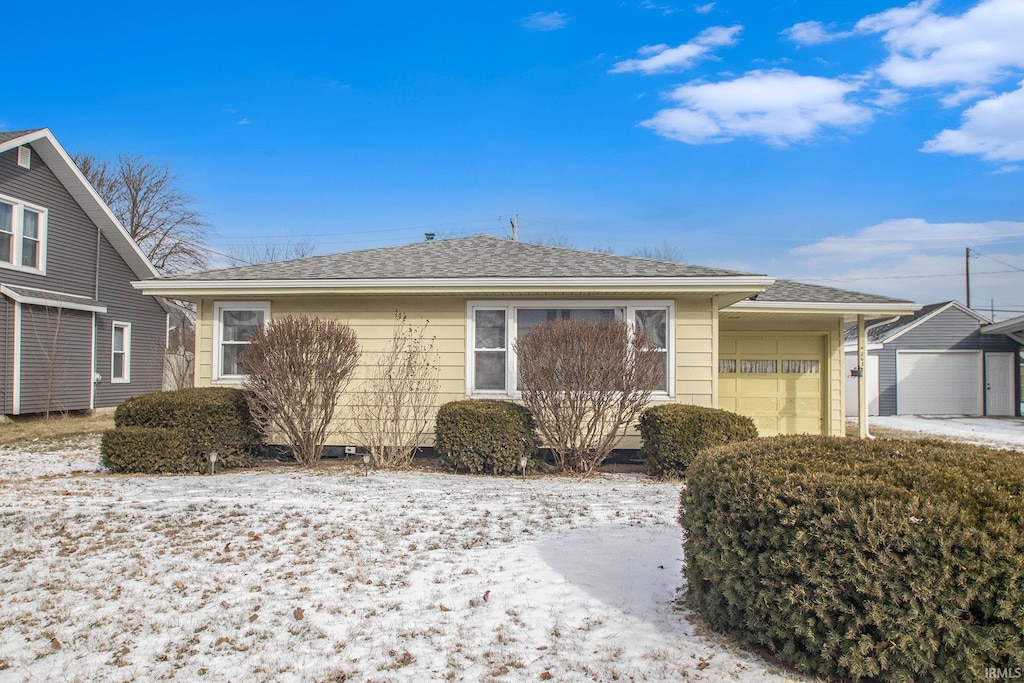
[537,524,684,623]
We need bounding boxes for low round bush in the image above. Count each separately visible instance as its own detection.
[638,403,756,478]
[681,435,1024,682]
[101,427,197,474]
[115,387,260,468]
[435,400,542,475]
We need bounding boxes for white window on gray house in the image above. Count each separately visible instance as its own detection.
[112,322,131,383]
[468,301,673,398]
[214,302,270,381]
[0,195,46,273]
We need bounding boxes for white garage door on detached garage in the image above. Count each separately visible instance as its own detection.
[896,350,982,415]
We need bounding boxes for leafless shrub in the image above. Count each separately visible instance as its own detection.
[240,316,359,466]
[514,318,663,476]
[353,313,439,469]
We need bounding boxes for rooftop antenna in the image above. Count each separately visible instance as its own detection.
[510,215,518,242]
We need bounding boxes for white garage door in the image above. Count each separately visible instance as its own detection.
[896,351,982,415]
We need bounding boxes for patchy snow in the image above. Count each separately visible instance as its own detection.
[870,415,1024,452]
[0,442,801,682]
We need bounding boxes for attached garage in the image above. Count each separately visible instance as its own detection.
[896,350,982,415]
[719,333,826,436]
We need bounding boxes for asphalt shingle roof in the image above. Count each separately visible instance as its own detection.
[843,301,952,342]
[166,234,762,281]
[3,285,104,309]
[751,280,912,306]
[0,129,43,144]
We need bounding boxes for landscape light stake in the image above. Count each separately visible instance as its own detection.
[362,452,371,477]
[208,451,218,476]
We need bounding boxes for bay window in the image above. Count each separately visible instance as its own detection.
[468,300,673,397]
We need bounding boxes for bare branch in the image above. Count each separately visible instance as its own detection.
[514,318,664,476]
[74,152,211,274]
[240,316,360,466]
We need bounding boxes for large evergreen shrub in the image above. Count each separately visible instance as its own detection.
[638,403,756,478]
[680,435,1024,682]
[101,427,195,474]
[114,387,260,469]
[434,400,542,475]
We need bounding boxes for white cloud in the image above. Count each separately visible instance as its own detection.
[993,164,1022,174]
[237,119,250,126]
[610,25,741,74]
[858,0,1024,91]
[522,11,569,31]
[872,88,908,108]
[792,217,1024,262]
[694,3,715,14]
[781,20,852,45]
[641,69,872,145]
[922,82,1024,161]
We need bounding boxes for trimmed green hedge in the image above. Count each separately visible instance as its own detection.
[435,400,542,475]
[680,435,1024,682]
[114,387,259,469]
[101,427,196,474]
[638,403,757,478]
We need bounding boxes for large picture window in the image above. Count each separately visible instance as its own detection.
[214,302,270,381]
[468,301,673,397]
[0,194,46,274]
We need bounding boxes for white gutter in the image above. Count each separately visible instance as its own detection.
[726,300,918,315]
[134,275,777,293]
[0,285,108,313]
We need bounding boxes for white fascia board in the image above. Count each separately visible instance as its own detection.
[0,285,108,313]
[980,313,1024,336]
[133,275,776,295]
[5,130,161,281]
[879,301,992,345]
[725,300,919,316]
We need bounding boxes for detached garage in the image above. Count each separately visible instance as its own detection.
[844,301,1021,417]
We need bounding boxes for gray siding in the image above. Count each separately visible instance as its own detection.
[0,296,8,414]
[874,306,1021,416]
[0,143,166,414]
[18,304,93,414]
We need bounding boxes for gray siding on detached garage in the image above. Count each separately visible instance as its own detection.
[876,305,1020,416]
[0,138,167,414]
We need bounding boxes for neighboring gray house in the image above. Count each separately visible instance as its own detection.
[844,301,1021,417]
[0,128,169,415]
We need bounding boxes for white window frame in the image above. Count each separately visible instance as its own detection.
[466,299,675,400]
[0,193,47,274]
[111,322,131,383]
[213,301,270,383]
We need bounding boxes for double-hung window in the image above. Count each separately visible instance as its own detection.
[468,300,673,397]
[214,302,270,382]
[111,322,131,383]
[0,194,46,273]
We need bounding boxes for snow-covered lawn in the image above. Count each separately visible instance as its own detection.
[870,415,1024,452]
[0,439,799,682]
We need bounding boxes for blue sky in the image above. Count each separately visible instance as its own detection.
[4,0,1024,317]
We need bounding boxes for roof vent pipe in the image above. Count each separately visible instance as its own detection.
[424,233,435,241]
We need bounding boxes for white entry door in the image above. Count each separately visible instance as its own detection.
[985,353,1016,416]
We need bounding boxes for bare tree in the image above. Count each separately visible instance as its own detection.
[164,311,195,390]
[514,318,664,477]
[74,152,210,273]
[632,240,683,262]
[240,316,360,466]
[228,237,316,265]
[353,313,440,469]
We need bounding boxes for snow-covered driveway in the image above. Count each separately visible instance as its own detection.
[870,415,1024,452]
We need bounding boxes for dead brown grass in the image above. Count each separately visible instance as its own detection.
[0,411,114,446]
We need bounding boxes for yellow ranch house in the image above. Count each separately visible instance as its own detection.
[134,235,915,445]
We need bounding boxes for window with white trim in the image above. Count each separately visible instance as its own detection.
[111,322,131,383]
[468,301,673,397]
[214,302,270,381]
[0,194,47,273]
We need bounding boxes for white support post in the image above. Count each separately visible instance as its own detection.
[857,314,870,439]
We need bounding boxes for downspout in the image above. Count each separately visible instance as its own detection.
[93,225,101,405]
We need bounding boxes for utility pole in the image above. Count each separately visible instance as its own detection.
[510,215,518,242]
[965,247,971,309]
